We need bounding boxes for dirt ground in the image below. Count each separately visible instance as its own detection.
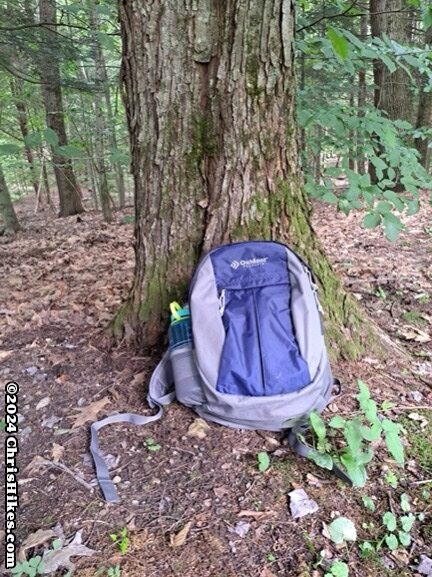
[0,192,431,577]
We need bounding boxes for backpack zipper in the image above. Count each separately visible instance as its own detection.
[219,289,226,316]
[252,289,267,394]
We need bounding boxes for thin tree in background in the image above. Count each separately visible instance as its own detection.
[38,0,84,217]
[415,26,432,170]
[0,163,20,235]
[90,0,112,222]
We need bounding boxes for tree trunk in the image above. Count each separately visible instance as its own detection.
[101,52,126,208]
[369,0,411,186]
[116,0,366,359]
[357,13,368,175]
[0,164,20,235]
[379,0,411,123]
[38,0,84,217]
[90,0,112,222]
[10,77,40,197]
[414,27,432,170]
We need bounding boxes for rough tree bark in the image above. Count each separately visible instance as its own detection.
[0,163,20,235]
[414,27,432,170]
[39,0,84,217]
[116,0,366,359]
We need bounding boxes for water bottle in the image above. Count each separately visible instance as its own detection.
[168,302,203,407]
[168,302,192,349]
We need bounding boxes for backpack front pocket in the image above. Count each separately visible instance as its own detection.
[216,284,311,396]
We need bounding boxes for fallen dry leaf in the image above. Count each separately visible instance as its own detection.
[24,455,47,475]
[51,443,64,463]
[170,521,192,547]
[0,350,12,362]
[36,396,51,410]
[131,371,146,387]
[41,529,96,573]
[18,528,57,562]
[238,510,276,522]
[70,397,110,428]
[399,327,430,343]
[187,418,210,439]
[260,569,277,577]
[306,473,323,487]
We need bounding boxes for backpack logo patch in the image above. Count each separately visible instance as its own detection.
[230,257,268,270]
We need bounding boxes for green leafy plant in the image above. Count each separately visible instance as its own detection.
[95,565,121,577]
[381,493,419,551]
[257,451,270,472]
[308,380,405,486]
[145,437,161,452]
[11,556,44,577]
[385,470,399,488]
[362,495,376,513]
[326,517,357,545]
[0,417,5,431]
[324,560,349,577]
[110,528,129,555]
[375,286,387,300]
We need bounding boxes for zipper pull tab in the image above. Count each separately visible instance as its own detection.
[219,289,226,316]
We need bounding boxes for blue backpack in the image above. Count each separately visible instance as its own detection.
[91,241,347,502]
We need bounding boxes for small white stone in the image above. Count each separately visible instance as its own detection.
[113,476,121,484]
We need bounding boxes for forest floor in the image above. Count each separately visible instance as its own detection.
[0,193,431,577]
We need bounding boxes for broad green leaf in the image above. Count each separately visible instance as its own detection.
[400,493,410,512]
[309,449,333,470]
[383,213,403,242]
[400,514,415,532]
[360,423,381,442]
[398,531,411,547]
[376,201,392,215]
[0,143,20,155]
[383,511,397,532]
[384,430,405,466]
[257,451,270,472]
[44,127,59,147]
[423,5,432,29]
[327,27,349,59]
[322,191,339,204]
[362,496,375,513]
[383,190,404,211]
[340,453,367,487]
[362,212,381,229]
[380,54,396,73]
[406,199,420,216]
[310,411,327,442]
[357,380,370,404]
[327,517,357,544]
[24,131,43,147]
[385,533,399,550]
[343,419,363,456]
[55,145,84,158]
[51,538,62,550]
[360,541,375,553]
[329,560,349,577]
[329,416,346,429]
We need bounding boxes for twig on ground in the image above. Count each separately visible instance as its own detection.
[35,457,94,492]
